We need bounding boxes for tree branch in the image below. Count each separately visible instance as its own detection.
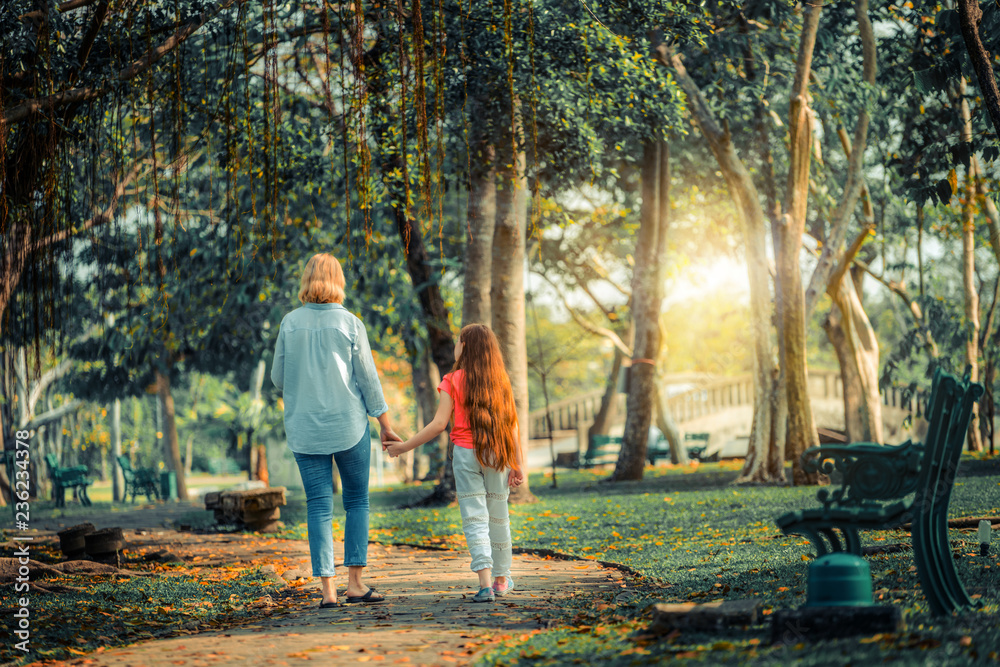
[4,0,242,125]
[24,359,74,425]
[828,224,874,292]
[29,161,144,253]
[956,0,1000,141]
[805,0,877,315]
[74,0,110,77]
[534,271,632,355]
[24,400,83,431]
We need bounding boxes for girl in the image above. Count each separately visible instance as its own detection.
[386,324,524,602]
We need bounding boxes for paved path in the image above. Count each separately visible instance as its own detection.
[16,518,629,667]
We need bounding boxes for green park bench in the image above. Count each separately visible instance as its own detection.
[582,434,622,468]
[44,453,93,508]
[683,432,713,461]
[648,432,711,464]
[775,368,984,616]
[117,455,161,503]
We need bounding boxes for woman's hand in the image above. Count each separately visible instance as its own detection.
[507,468,524,488]
[380,426,403,450]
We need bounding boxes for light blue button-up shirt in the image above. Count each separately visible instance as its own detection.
[271,303,388,455]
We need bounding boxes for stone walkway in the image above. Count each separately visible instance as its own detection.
[11,507,630,667]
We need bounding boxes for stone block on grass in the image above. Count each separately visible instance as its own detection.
[205,487,286,531]
[770,605,904,645]
[648,599,761,634]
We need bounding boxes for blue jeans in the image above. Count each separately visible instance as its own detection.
[293,433,371,577]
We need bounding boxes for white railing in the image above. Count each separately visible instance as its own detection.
[527,369,925,440]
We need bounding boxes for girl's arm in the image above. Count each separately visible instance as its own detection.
[385,391,454,457]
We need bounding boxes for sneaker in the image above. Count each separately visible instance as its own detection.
[472,586,495,603]
[492,576,514,597]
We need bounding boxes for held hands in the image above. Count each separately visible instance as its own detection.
[507,468,524,488]
[385,439,410,458]
[380,426,403,450]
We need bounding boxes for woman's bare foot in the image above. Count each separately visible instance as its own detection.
[320,576,337,604]
[344,583,371,598]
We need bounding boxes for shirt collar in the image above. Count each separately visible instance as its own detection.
[303,302,345,310]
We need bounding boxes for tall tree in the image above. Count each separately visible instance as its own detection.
[491,105,536,503]
[611,140,671,481]
[665,50,782,484]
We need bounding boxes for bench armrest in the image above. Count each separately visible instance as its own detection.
[803,440,923,507]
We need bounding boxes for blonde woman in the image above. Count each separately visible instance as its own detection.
[271,253,401,608]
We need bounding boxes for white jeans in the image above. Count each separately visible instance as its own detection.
[452,446,512,577]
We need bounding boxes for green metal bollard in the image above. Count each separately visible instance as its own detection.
[805,553,873,607]
[160,470,178,501]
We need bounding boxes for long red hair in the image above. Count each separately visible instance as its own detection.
[454,324,520,472]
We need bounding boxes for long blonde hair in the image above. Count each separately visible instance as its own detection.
[454,324,520,471]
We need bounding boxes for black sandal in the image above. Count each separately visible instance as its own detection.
[345,588,385,604]
[319,600,343,608]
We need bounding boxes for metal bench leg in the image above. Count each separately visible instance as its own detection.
[913,504,952,616]
[842,527,862,555]
[820,528,844,553]
[799,527,830,558]
[914,476,973,615]
[931,499,974,611]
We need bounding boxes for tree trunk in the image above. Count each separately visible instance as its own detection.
[779,0,824,485]
[369,55,457,503]
[185,434,194,477]
[663,51,782,485]
[804,0,876,315]
[983,358,996,454]
[463,130,495,326]
[0,363,11,505]
[410,340,447,479]
[254,437,269,486]
[112,398,123,502]
[958,77,983,451]
[824,273,883,443]
[589,345,626,441]
[653,375,687,465]
[955,0,1000,141]
[491,119,536,503]
[740,32,786,486]
[155,369,188,500]
[249,359,269,483]
[611,140,670,481]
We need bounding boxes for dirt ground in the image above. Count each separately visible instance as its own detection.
[10,504,632,667]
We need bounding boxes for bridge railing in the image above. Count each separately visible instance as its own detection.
[527,368,928,440]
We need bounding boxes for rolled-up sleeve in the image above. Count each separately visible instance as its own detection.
[351,319,388,418]
[270,326,285,391]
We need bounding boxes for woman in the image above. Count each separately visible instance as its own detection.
[271,253,400,608]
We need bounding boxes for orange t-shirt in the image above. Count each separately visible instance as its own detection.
[438,370,474,449]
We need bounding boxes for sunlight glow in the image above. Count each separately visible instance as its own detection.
[663,256,751,307]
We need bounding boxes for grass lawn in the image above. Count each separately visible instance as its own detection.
[344,455,1000,665]
[5,458,996,665]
